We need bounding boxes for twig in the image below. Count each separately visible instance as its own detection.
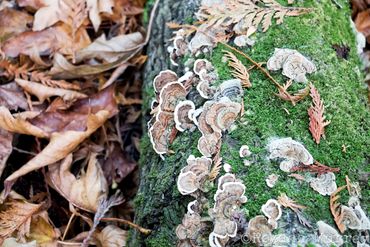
[101,217,152,235]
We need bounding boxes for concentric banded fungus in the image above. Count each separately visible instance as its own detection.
[239,145,251,158]
[174,100,196,132]
[317,221,344,247]
[310,172,337,196]
[158,82,187,112]
[193,59,214,75]
[208,173,247,246]
[246,215,273,246]
[197,80,216,99]
[189,27,216,54]
[217,79,243,100]
[205,97,242,133]
[261,199,282,229]
[176,212,207,246]
[266,174,279,188]
[197,132,222,157]
[267,48,316,83]
[153,70,178,93]
[177,155,212,195]
[267,137,313,172]
[340,206,361,230]
[353,205,370,230]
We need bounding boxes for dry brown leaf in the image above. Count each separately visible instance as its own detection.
[0,129,12,178]
[86,0,114,32]
[28,211,60,246]
[94,225,127,247]
[0,8,33,41]
[2,24,90,62]
[223,50,251,88]
[308,83,330,144]
[0,106,48,138]
[0,199,42,244]
[15,78,87,103]
[0,82,28,110]
[3,110,111,191]
[76,32,144,63]
[330,185,347,233]
[47,153,108,212]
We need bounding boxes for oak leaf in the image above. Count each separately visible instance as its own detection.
[47,153,108,212]
[28,212,60,246]
[308,83,330,144]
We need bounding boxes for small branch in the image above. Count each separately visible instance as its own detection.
[101,217,152,235]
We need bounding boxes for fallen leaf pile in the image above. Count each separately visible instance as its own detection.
[0,0,150,245]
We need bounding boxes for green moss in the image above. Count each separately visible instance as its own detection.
[211,0,369,226]
[135,0,369,246]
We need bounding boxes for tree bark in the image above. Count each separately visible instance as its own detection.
[131,0,370,246]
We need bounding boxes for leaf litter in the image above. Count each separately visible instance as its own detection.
[0,0,156,245]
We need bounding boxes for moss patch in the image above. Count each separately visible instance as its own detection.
[135,0,369,246]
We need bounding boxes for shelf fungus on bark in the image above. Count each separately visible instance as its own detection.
[267,48,316,83]
[340,205,362,230]
[310,172,337,196]
[174,100,196,132]
[149,79,187,154]
[246,215,273,246]
[261,199,282,229]
[177,155,212,195]
[168,29,189,66]
[216,79,243,100]
[176,212,207,247]
[267,137,313,172]
[317,221,344,247]
[209,173,247,247]
[194,59,218,99]
[153,70,178,93]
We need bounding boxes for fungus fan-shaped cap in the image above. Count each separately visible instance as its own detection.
[340,205,361,230]
[174,100,196,132]
[317,221,344,247]
[153,70,178,93]
[266,174,279,188]
[197,132,221,157]
[267,137,313,172]
[158,81,187,112]
[193,59,213,75]
[217,79,243,99]
[267,48,296,71]
[196,80,216,99]
[205,97,242,133]
[282,52,316,83]
[261,199,282,229]
[246,215,273,246]
[148,120,171,154]
[177,171,199,195]
[239,145,251,158]
[310,172,337,196]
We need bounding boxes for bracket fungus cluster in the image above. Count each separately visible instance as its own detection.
[209,174,247,247]
[267,48,316,83]
[317,221,344,247]
[267,137,313,172]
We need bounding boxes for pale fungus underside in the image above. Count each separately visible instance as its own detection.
[133,0,370,246]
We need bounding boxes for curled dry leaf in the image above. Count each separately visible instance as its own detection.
[76,32,144,63]
[308,83,330,144]
[0,106,48,138]
[0,199,42,244]
[28,211,60,245]
[94,225,127,247]
[47,153,108,212]
[15,78,87,103]
[4,110,111,192]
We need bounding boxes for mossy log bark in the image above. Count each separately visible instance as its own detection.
[131,0,369,246]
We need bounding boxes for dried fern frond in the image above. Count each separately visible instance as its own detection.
[0,59,29,79]
[329,185,346,233]
[0,200,42,242]
[30,71,80,90]
[275,79,309,105]
[278,193,306,210]
[209,153,222,181]
[197,0,311,35]
[223,50,251,88]
[308,83,330,144]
